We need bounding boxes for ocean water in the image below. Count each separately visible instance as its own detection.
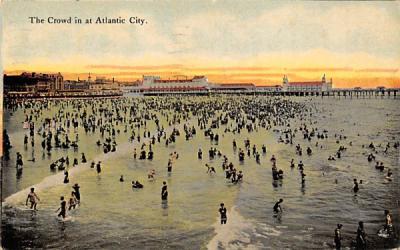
[1,96,399,249]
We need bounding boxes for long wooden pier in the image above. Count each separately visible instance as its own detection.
[139,88,400,98]
[255,88,400,98]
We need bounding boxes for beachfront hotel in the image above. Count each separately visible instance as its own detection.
[4,72,64,93]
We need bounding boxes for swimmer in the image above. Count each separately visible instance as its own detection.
[355,221,366,249]
[167,159,173,173]
[353,179,359,193]
[81,153,87,163]
[273,199,283,213]
[132,180,144,189]
[384,210,393,233]
[148,169,156,180]
[72,183,81,204]
[55,196,67,219]
[206,164,216,174]
[96,161,102,174]
[235,171,243,183]
[24,134,28,147]
[161,181,168,201]
[298,161,304,170]
[63,170,69,184]
[26,187,40,210]
[262,144,267,153]
[16,152,23,168]
[219,203,227,224]
[270,155,276,164]
[334,224,343,250]
[209,166,217,174]
[290,159,295,168]
[68,192,78,210]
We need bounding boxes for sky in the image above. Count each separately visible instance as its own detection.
[2,0,400,87]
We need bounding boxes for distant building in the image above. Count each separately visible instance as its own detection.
[140,75,209,92]
[88,75,120,93]
[282,74,332,92]
[4,72,64,93]
[120,80,142,94]
[63,80,90,91]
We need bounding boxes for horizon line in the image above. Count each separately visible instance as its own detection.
[3,69,400,88]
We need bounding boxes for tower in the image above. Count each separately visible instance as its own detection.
[322,74,326,83]
[282,75,289,91]
[283,75,289,85]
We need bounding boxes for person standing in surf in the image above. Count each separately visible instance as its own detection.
[219,203,227,224]
[383,210,394,236]
[55,196,67,219]
[355,221,367,249]
[273,199,283,213]
[334,223,343,250]
[26,187,40,210]
[16,152,23,169]
[72,183,81,204]
[161,181,168,201]
[353,179,359,193]
[68,191,78,210]
[81,153,87,163]
[167,159,173,173]
[63,170,69,184]
[96,161,102,174]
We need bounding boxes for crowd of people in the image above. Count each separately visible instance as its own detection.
[3,95,398,248]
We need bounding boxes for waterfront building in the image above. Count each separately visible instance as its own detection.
[140,75,210,92]
[120,80,142,94]
[4,72,64,93]
[282,74,332,92]
[88,75,120,94]
[63,80,90,91]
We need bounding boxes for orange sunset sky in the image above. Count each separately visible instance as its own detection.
[2,1,400,88]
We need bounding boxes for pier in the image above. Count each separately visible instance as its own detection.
[139,88,400,98]
[253,88,400,98]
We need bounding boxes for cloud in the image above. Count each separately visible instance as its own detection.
[4,2,400,65]
[164,3,400,59]
[86,64,183,70]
